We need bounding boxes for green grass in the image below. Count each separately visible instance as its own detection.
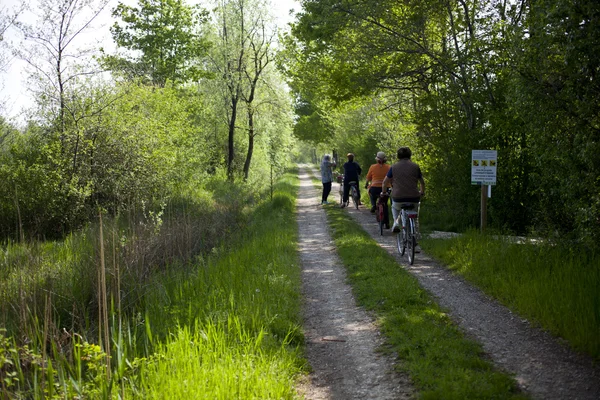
[126,170,304,398]
[321,205,527,399]
[422,231,600,360]
[0,170,306,398]
[124,318,300,399]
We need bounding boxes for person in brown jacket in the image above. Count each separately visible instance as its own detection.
[381,147,425,237]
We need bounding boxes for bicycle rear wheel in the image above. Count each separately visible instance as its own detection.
[396,230,403,254]
[378,204,385,235]
[397,218,407,255]
[351,187,359,209]
[407,219,416,265]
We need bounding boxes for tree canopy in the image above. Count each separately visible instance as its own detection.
[103,0,211,86]
[285,0,600,246]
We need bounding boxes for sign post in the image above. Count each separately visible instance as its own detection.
[471,150,497,232]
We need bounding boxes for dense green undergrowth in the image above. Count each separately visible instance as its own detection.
[322,204,527,399]
[422,232,600,361]
[0,171,305,398]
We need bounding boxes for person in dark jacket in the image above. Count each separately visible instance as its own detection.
[341,153,362,207]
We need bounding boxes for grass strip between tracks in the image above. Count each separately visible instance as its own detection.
[322,203,529,399]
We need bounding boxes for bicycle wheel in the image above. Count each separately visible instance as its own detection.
[351,186,359,209]
[397,213,407,255]
[396,228,404,254]
[378,204,385,235]
[407,219,416,265]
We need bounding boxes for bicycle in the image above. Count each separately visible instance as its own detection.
[337,174,344,206]
[375,189,391,235]
[395,202,419,265]
[348,181,360,209]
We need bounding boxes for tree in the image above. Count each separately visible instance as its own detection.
[507,0,600,244]
[0,3,24,115]
[240,7,275,180]
[285,0,600,244]
[285,0,522,231]
[16,0,109,135]
[0,3,23,74]
[208,0,276,181]
[103,0,211,87]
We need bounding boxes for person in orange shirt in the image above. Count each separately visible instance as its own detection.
[365,151,391,226]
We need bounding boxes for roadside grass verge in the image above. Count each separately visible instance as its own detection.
[127,170,305,398]
[322,205,527,399]
[422,231,600,360]
[0,170,305,398]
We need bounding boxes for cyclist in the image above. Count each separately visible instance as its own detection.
[341,153,362,208]
[365,151,391,227]
[382,147,425,244]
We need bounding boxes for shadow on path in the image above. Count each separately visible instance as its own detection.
[296,166,413,400]
[321,166,600,400]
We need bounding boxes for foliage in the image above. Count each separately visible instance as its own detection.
[205,0,290,182]
[103,0,211,86]
[0,83,210,239]
[285,0,600,248]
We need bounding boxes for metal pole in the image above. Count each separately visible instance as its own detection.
[481,184,488,232]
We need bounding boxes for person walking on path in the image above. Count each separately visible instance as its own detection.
[365,151,391,223]
[320,154,336,205]
[382,147,425,237]
[341,153,362,207]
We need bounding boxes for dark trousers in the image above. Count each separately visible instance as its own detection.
[369,187,390,226]
[322,182,332,202]
[343,182,361,203]
[368,187,383,208]
[376,193,390,228]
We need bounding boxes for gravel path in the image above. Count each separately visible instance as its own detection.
[295,167,414,399]
[297,165,600,399]
[334,179,600,400]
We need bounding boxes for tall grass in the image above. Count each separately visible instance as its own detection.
[0,171,305,398]
[0,183,252,332]
[423,231,600,360]
[124,170,304,398]
[123,317,300,399]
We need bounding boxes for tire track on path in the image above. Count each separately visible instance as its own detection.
[296,166,414,400]
[334,170,600,400]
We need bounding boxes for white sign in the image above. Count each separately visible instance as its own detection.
[471,150,497,185]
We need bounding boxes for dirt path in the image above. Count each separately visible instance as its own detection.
[296,167,414,399]
[297,166,600,400]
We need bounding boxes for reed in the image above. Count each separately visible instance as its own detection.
[0,170,305,398]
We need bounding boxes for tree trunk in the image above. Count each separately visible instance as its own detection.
[227,96,238,181]
[243,108,254,181]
